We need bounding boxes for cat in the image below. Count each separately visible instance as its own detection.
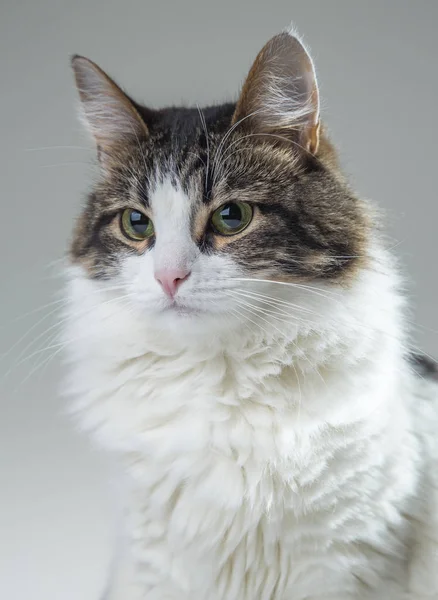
[64,26,438,600]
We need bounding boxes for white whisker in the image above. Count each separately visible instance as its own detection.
[229,289,316,315]
[197,105,210,194]
[212,108,264,187]
[227,292,306,324]
[2,292,132,382]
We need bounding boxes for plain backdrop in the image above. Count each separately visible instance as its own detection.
[0,1,437,599]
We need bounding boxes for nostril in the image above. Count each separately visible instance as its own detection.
[174,272,190,288]
[155,269,191,298]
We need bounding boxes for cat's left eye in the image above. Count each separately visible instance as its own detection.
[211,202,253,236]
[121,209,154,241]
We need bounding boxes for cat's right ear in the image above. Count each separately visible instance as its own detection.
[71,56,149,164]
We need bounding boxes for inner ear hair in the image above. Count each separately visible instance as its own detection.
[71,55,149,160]
[232,29,320,155]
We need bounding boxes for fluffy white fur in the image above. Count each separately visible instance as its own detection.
[63,177,438,600]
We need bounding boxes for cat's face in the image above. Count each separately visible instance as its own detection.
[70,30,370,337]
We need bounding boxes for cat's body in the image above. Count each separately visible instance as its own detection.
[66,29,438,599]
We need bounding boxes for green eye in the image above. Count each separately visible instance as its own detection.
[121,209,154,241]
[211,202,253,236]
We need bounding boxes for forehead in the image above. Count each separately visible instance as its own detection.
[143,103,236,158]
[111,103,305,214]
[105,103,235,207]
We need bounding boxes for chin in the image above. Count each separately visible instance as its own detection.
[162,303,202,317]
[150,301,238,338]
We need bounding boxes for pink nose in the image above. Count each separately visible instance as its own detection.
[155,268,191,298]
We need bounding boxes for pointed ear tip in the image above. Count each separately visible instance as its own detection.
[284,24,310,50]
[70,55,85,72]
[70,55,97,74]
[285,23,300,38]
[71,54,82,65]
[282,24,317,75]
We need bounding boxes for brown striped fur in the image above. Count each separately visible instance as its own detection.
[71,32,371,285]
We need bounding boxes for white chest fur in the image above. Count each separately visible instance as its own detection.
[63,263,425,599]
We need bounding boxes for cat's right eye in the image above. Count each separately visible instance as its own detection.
[121,209,155,241]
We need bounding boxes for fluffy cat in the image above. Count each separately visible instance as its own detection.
[65,27,438,600]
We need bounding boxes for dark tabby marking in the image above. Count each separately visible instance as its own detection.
[409,353,438,382]
[70,32,371,283]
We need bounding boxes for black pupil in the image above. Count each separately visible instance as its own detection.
[130,211,149,234]
[220,203,242,229]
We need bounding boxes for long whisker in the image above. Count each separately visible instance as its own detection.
[229,289,316,315]
[187,151,206,169]
[229,303,304,409]
[2,291,130,376]
[212,109,265,187]
[228,307,253,335]
[228,288,359,336]
[236,280,438,355]
[11,296,132,370]
[227,292,306,324]
[232,278,342,299]
[196,105,210,194]
[0,303,66,363]
[231,288,436,366]
[0,297,66,330]
[230,297,327,388]
[3,294,134,387]
[214,131,309,185]
[0,284,126,360]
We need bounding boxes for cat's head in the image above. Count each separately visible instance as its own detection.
[69,28,371,341]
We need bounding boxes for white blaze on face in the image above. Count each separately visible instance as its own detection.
[150,177,200,275]
[118,174,243,324]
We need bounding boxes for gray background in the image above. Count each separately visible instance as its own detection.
[0,1,437,599]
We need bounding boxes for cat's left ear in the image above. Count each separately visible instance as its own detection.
[71,55,149,164]
[232,28,320,155]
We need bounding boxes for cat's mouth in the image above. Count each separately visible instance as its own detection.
[162,300,201,317]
